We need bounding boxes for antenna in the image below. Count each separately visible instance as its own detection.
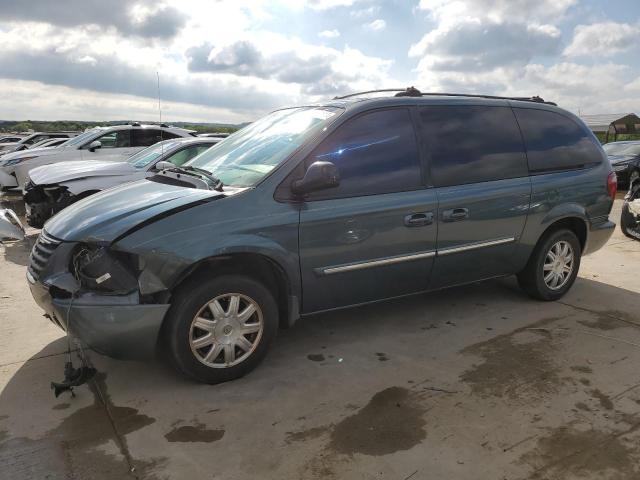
[157,71,164,156]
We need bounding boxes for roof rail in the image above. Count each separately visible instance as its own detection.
[333,87,556,105]
[130,122,141,127]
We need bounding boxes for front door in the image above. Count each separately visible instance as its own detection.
[298,108,438,313]
[417,104,532,289]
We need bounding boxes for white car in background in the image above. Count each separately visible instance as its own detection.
[23,137,221,227]
[0,123,195,191]
[0,131,77,155]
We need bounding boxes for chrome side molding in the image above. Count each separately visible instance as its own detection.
[321,236,516,275]
[437,237,515,256]
[321,250,436,275]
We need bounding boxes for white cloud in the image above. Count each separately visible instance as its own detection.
[318,29,340,38]
[564,21,640,57]
[306,0,363,11]
[350,6,380,18]
[416,0,576,24]
[365,19,386,31]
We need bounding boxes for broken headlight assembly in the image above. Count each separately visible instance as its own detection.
[72,244,139,293]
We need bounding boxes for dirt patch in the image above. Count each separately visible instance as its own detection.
[307,354,325,362]
[460,317,564,400]
[579,378,591,386]
[285,426,330,444]
[570,365,593,374]
[520,425,640,478]
[591,389,614,410]
[165,424,225,443]
[578,312,627,331]
[574,402,591,412]
[328,387,427,456]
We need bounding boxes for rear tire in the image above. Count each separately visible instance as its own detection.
[162,274,278,384]
[517,228,581,301]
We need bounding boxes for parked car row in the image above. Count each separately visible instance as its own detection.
[0,123,197,191]
[0,131,78,154]
[9,89,617,384]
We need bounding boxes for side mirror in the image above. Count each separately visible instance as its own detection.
[291,161,340,196]
[88,140,102,152]
[154,161,175,171]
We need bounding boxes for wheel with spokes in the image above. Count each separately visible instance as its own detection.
[163,275,278,383]
[517,228,581,301]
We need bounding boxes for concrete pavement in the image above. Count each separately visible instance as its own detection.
[1,193,639,479]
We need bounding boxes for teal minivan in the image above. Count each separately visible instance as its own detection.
[27,89,616,383]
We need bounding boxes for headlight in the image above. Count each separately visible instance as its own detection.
[72,244,139,293]
[3,156,36,167]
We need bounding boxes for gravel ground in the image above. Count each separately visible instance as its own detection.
[1,191,639,480]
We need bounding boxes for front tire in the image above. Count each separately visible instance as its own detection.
[517,228,581,301]
[163,274,278,384]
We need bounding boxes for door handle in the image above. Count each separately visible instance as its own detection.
[442,208,469,222]
[404,212,434,227]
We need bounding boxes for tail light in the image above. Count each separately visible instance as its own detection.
[607,171,617,201]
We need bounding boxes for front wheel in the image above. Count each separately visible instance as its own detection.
[163,275,278,384]
[517,228,581,301]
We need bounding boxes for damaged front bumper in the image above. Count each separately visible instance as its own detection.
[24,181,78,229]
[28,279,169,359]
[27,231,171,360]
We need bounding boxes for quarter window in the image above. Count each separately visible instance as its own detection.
[306,108,422,199]
[132,129,171,147]
[513,108,603,173]
[419,106,528,187]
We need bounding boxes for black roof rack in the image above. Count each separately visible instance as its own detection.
[334,87,556,105]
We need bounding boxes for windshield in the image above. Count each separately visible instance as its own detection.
[186,106,341,187]
[61,128,105,147]
[127,140,183,168]
[603,142,640,156]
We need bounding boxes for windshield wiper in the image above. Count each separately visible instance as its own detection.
[166,166,223,191]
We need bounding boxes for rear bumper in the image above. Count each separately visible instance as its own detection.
[28,276,169,360]
[583,218,615,255]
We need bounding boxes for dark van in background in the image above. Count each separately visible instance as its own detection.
[27,89,616,383]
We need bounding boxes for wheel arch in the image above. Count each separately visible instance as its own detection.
[169,252,299,329]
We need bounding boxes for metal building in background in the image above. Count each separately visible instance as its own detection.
[580,113,640,142]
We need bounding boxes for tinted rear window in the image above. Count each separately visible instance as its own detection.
[306,108,422,199]
[419,105,528,187]
[513,108,603,173]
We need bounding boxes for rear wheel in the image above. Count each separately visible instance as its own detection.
[517,228,581,301]
[163,274,278,384]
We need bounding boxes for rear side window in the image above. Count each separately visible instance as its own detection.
[513,108,603,173]
[132,129,168,147]
[419,106,528,187]
[306,108,421,199]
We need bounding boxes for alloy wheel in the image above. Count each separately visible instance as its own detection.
[542,240,574,290]
[189,293,264,368]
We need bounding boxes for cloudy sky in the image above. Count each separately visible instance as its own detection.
[0,0,639,123]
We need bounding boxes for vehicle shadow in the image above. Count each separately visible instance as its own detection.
[1,276,638,479]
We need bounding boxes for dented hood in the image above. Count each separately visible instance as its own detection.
[28,160,137,185]
[44,180,228,243]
